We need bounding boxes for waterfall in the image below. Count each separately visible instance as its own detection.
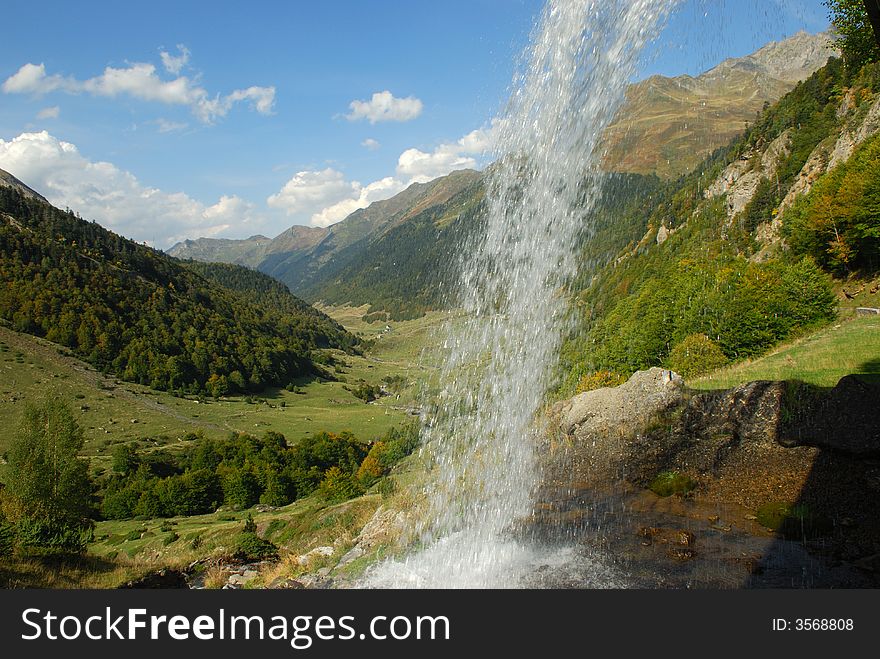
[367,0,679,588]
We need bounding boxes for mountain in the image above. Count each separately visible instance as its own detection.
[602,31,838,178]
[167,234,273,266]
[167,32,838,316]
[0,167,47,203]
[562,55,880,390]
[167,168,482,294]
[0,184,358,395]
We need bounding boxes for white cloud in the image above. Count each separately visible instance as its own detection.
[36,105,60,120]
[151,118,188,133]
[345,90,423,124]
[267,123,495,228]
[266,168,408,228]
[310,177,406,228]
[267,168,359,220]
[396,123,496,183]
[361,138,380,150]
[160,44,190,75]
[0,131,264,247]
[2,55,275,124]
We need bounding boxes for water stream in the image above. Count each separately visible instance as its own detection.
[366,0,679,588]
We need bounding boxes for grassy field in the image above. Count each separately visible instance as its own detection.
[0,306,444,475]
[692,315,880,390]
[0,305,440,587]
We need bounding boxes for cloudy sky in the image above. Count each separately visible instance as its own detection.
[0,0,829,248]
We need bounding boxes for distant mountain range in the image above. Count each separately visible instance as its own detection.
[167,169,482,298]
[166,32,838,315]
[602,31,837,178]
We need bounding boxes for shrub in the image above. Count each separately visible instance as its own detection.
[0,514,16,557]
[356,442,387,485]
[5,396,95,552]
[575,370,626,393]
[667,334,728,378]
[318,467,364,504]
[234,532,278,561]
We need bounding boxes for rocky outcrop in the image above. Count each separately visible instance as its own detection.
[335,505,410,571]
[828,92,880,170]
[543,370,880,582]
[704,129,792,223]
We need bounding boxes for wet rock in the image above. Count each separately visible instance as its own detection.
[667,547,696,561]
[777,376,880,455]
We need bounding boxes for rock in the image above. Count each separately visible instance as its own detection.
[656,225,669,245]
[777,375,880,455]
[226,574,248,587]
[120,569,188,589]
[667,547,696,561]
[352,506,410,552]
[682,380,784,447]
[828,93,880,170]
[268,576,305,589]
[337,546,365,569]
[297,546,334,567]
[553,368,684,438]
[705,130,792,223]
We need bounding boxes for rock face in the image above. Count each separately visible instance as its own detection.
[544,370,880,582]
[704,129,792,223]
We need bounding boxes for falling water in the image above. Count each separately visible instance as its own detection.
[367,0,679,588]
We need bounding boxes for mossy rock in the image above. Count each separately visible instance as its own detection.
[648,471,697,497]
[756,502,833,539]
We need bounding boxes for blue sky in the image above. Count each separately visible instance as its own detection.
[0,0,830,248]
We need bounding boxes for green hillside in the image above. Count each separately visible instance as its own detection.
[561,57,880,392]
[0,188,358,395]
[692,314,880,389]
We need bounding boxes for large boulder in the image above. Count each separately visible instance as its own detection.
[552,367,684,440]
[545,368,684,484]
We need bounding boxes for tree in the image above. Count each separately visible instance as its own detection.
[826,0,880,70]
[3,395,94,551]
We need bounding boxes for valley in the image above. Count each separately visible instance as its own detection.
[1,4,879,594]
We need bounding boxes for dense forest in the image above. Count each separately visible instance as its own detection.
[301,170,668,321]
[0,189,359,395]
[560,56,880,391]
[99,422,419,522]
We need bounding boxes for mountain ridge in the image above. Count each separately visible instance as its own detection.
[602,31,838,178]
